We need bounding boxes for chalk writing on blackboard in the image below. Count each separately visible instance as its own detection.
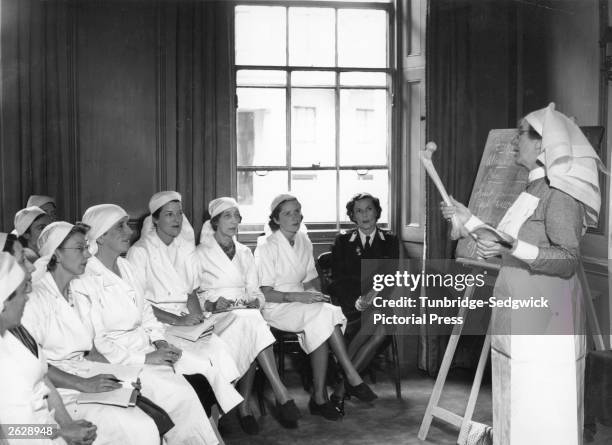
[455,129,528,259]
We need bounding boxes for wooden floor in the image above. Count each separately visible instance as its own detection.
[221,368,493,445]
[220,367,612,445]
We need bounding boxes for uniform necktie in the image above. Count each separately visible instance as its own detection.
[364,235,371,252]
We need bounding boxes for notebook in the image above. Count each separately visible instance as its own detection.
[77,387,137,408]
[165,319,215,342]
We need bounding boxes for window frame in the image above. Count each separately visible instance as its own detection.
[231,0,397,243]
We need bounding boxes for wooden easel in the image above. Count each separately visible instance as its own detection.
[418,258,605,445]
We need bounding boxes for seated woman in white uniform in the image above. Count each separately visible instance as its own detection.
[14,206,52,263]
[127,191,209,326]
[126,192,242,398]
[23,221,215,445]
[0,249,97,445]
[194,197,301,433]
[71,204,242,418]
[254,194,377,420]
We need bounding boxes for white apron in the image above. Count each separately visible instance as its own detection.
[23,272,217,445]
[255,230,346,353]
[490,192,584,445]
[0,331,67,445]
[194,238,275,376]
[71,256,242,413]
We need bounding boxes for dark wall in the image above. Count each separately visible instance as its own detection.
[76,1,159,216]
[0,0,233,235]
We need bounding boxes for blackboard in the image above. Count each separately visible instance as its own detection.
[455,126,605,260]
[455,129,528,259]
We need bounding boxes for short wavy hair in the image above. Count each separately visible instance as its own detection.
[345,193,382,224]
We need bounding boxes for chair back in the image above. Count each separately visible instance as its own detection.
[316,251,333,295]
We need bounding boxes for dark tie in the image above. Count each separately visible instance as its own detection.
[364,235,371,252]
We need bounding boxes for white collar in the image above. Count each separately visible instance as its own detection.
[528,167,546,183]
[358,228,379,247]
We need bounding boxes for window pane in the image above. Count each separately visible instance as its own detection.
[237,88,286,166]
[339,169,389,224]
[289,8,335,67]
[291,71,335,87]
[291,89,335,167]
[238,170,288,224]
[235,6,286,66]
[290,170,336,222]
[340,72,387,87]
[339,89,387,165]
[237,70,286,87]
[338,9,387,68]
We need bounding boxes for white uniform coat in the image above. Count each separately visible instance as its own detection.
[71,256,242,413]
[127,230,241,388]
[194,237,275,376]
[0,331,66,445]
[127,231,195,316]
[254,230,346,353]
[23,272,216,445]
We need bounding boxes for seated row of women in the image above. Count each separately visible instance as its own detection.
[0,191,398,443]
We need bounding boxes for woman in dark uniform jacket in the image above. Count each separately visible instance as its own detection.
[328,193,399,410]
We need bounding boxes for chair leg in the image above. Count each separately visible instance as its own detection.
[391,335,401,399]
[301,352,313,392]
[278,337,285,381]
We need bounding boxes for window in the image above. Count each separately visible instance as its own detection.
[293,106,317,143]
[234,2,393,232]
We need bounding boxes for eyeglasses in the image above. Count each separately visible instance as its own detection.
[512,129,529,142]
[60,244,90,253]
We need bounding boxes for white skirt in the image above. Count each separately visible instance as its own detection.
[165,330,243,413]
[206,309,275,377]
[55,359,218,445]
[63,396,159,445]
[262,302,347,354]
[138,365,219,445]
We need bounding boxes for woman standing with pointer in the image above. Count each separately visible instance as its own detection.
[441,104,604,445]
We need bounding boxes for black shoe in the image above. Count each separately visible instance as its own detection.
[329,394,345,416]
[277,399,300,429]
[345,382,378,403]
[238,414,259,435]
[308,398,342,421]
